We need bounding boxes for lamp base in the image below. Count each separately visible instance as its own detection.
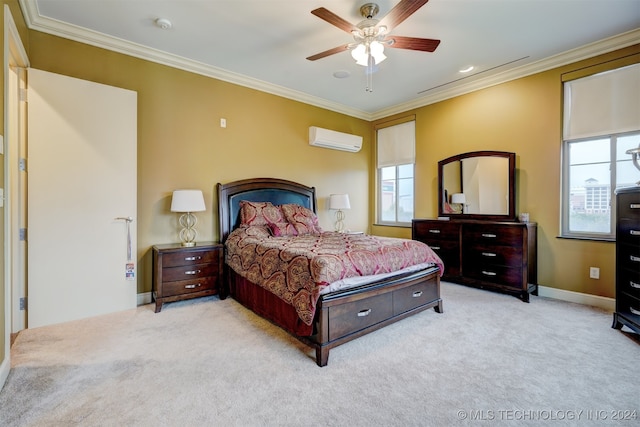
[178,212,198,248]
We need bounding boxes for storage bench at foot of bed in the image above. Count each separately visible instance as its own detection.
[306,266,442,367]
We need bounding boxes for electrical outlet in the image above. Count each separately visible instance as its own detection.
[589,267,600,279]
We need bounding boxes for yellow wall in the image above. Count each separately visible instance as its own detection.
[373,44,640,298]
[27,30,372,295]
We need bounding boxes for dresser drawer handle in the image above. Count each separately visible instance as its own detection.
[481,252,497,257]
[630,307,640,316]
[630,281,640,289]
[412,291,423,298]
[630,230,640,236]
[428,229,441,234]
[184,256,202,261]
[357,308,372,317]
[185,270,201,275]
[630,204,640,209]
[184,283,202,289]
[630,256,640,263]
[481,270,497,276]
[481,233,497,238]
[431,246,441,250]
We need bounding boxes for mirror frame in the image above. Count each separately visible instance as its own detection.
[438,150,516,221]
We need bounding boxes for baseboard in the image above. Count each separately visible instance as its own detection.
[537,285,615,311]
[137,292,152,306]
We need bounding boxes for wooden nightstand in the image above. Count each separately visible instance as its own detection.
[152,242,223,312]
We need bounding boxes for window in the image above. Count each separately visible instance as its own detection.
[562,133,640,239]
[376,120,415,225]
[561,63,640,239]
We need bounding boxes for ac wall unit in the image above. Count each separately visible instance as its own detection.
[309,126,362,152]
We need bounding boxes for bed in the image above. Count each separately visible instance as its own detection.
[217,177,443,366]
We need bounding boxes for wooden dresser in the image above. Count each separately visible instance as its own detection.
[612,186,640,334]
[413,219,537,302]
[152,242,223,312]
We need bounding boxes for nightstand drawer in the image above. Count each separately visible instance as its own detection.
[161,250,219,268]
[163,276,217,296]
[162,263,219,282]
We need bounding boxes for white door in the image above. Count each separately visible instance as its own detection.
[27,69,137,328]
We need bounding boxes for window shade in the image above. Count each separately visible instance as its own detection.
[563,63,640,140]
[377,121,416,168]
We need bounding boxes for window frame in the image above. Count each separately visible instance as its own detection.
[560,131,640,240]
[377,163,415,226]
[375,118,416,227]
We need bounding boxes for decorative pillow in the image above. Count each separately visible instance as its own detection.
[281,204,323,235]
[239,201,285,227]
[267,222,298,237]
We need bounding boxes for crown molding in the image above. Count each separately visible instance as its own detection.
[371,28,640,120]
[19,0,640,122]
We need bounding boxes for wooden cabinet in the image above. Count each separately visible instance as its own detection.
[152,242,223,312]
[612,186,640,334]
[412,219,537,302]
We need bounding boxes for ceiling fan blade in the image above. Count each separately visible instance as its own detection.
[311,7,359,34]
[306,44,351,61]
[386,36,440,52]
[379,0,430,32]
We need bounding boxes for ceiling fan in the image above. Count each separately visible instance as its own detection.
[306,0,440,64]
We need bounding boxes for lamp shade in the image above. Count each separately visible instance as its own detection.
[171,189,206,213]
[451,193,466,204]
[329,194,351,210]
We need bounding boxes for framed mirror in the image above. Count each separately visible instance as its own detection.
[438,151,516,221]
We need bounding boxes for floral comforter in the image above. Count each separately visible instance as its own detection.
[225,226,444,326]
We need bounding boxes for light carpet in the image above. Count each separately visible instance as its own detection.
[1,281,639,426]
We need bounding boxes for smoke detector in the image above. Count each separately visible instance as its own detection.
[155,18,172,30]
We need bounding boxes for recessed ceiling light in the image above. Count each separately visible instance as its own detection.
[459,66,474,73]
[333,70,350,79]
[155,18,172,30]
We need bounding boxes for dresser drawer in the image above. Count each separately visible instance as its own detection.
[617,266,640,299]
[617,193,640,219]
[163,276,218,296]
[617,243,640,272]
[616,292,640,325]
[428,240,460,276]
[617,218,640,246]
[464,264,522,288]
[393,280,439,315]
[328,293,393,341]
[161,249,220,267]
[464,243,523,268]
[162,263,219,282]
[413,221,460,241]
[464,224,524,247]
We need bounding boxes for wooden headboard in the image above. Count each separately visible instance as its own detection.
[217,177,317,243]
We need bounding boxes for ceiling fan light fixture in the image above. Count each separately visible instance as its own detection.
[370,41,386,64]
[351,44,368,66]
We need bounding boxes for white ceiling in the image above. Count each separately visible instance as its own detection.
[20,0,640,120]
